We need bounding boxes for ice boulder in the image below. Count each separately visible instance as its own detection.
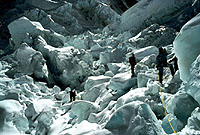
[134,46,158,61]
[0,100,29,134]
[25,8,69,36]
[94,3,120,26]
[25,99,55,118]
[84,75,111,91]
[83,83,109,102]
[83,129,113,135]
[146,80,160,95]
[49,3,83,35]
[174,13,200,81]
[107,63,127,74]
[34,36,93,88]
[137,69,158,88]
[165,91,199,127]
[138,54,157,68]
[116,87,148,108]
[105,101,165,135]
[26,0,66,11]
[185,54,200,105]
[8,17,44,48]
[161,114,178,134]
[108,71,137,91]
[99,48,127,64]
[71,100,100,123]
[182,107,200,135]
[0,61,3,71]
[104,71,114,77]
[128,24,177,48]
[58,120,109,135]
[5,43,48,80]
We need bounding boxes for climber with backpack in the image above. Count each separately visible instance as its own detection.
[156,47,175,84]
[129,52,137,77]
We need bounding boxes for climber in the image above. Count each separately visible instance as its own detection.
[129,53,136,77]
[156,47,175,84]
[168,55,178,73]
[70,89,76,102]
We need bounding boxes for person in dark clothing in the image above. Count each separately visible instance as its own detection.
[129,53,136,77]
[168,55,178,72]
[156,47,175,84]
[70,90,76,102]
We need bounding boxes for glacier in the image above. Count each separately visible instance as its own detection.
[0,0,200,135]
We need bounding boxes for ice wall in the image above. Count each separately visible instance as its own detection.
[116,0,192,35]
[174,13,200,81]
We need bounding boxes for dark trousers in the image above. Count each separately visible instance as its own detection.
[70,94,75,102]
[158,64,175,84]
[131,65,135,75]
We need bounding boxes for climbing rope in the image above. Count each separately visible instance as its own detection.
[158,72,178,135]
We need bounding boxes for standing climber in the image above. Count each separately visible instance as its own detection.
[70,89,76,102]
[168,55,178,73]
[129,53,136,77]
[156,47,175,84]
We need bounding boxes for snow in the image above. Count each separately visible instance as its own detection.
[174,13,200,81]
